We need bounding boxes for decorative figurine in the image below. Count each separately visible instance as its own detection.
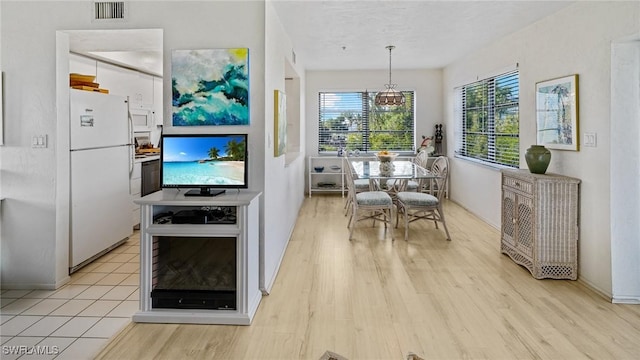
[418,135,435,155]
[434,124,443,155]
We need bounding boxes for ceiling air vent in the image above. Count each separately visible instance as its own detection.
[93,1,127,21]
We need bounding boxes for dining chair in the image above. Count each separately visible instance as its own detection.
[413,149,431,168]
[395,156,451,241]
[424,155,448,197]
[386,150,429,192]
[343,157,375,217]
[345,159,394,240]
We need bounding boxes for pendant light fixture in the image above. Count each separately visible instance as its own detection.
[374,45,405,106]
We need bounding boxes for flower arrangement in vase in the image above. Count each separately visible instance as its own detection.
[376,150,398,162]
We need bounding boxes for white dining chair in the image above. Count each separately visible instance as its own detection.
[344,157,375,217]
[395,156,451,241]
[386,149,429,192]
[345,159,394,240]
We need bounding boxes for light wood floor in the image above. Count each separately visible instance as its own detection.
[97,196,640,360]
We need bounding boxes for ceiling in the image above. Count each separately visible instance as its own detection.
[271,0,574,70]
[66,1,575,75]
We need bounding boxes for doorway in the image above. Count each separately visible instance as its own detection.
[55,28,163,280]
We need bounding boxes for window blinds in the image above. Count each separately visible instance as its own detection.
[455,70,519,167]
[318,91,415,154]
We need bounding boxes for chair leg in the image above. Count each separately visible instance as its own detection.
[349,208,356,240]
[389,207,395,241]
[437,207,451,241]
[404,207,410,241]
[383,209,388,229]
[349,204,396,241]
[347,203,356,228]
[344,197,351,216]
[382,209,391,229]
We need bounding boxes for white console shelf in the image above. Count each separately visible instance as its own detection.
[133,189,262,325]
[308,156,345,197]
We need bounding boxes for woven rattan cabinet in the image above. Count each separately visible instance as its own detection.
[501,169,580,280]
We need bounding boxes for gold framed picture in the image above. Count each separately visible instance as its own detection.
[274,90,286,157]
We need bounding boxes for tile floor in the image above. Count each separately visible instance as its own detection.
[1,232,140,359]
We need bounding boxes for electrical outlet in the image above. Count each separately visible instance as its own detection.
[583,132,597,147]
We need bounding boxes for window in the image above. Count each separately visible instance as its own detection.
[455,70,519,167]
[318,91,415,154]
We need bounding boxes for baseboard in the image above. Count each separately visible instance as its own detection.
[260,218,296,296]
[577,278,613,302]
[1,282,59,290]
[450,199,635,305]
[611,296,640,304]
[261,236,290,295]
[445,198,500,230]
[56,275,71,289]
[1,273,70,291]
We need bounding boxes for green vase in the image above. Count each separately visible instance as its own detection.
[525,145,551,174]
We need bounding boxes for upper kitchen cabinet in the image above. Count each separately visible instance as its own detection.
[96,62,154,108]
[153,76,163,127]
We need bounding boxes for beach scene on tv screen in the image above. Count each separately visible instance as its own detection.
[163,136,246,186]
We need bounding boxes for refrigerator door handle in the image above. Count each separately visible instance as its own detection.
[127,101,135,177]
[128,144,134,179]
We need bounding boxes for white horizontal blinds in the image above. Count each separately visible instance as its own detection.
[318,91,415,154]
[456,70,519,167]
[494,71,519,166]
[461,79,489,162]
[368,91,415,152]
[318,92,366,153]
[454,87,464,159]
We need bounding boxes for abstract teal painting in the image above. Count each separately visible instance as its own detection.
[172,48,249,126]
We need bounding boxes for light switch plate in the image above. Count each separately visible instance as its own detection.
[583,132,597,147]
[32,134,47,148]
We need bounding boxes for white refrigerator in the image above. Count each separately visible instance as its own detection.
[69,89,133,272]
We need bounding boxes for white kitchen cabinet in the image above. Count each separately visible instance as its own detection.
[153,76,163,126]
[130,162,142,228]
[97,62,154,106]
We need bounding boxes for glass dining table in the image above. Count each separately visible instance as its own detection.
[349,159,436,194]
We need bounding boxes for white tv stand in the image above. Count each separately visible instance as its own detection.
[133,189,262,325]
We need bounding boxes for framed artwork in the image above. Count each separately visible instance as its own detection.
[535,74,579,150]
[171,48,249,126]
[274,90,286,157]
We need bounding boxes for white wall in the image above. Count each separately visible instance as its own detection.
[610,39,640,303]
[305,69,443,169]
[262,1,306,293]
[0,1,273,289]
[443,1,640,296]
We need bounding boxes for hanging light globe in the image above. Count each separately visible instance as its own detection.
[374,45,405,106]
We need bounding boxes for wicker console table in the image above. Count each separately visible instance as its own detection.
[500,169,580,280]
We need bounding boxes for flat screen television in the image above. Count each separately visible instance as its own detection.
[160,133,248,196]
